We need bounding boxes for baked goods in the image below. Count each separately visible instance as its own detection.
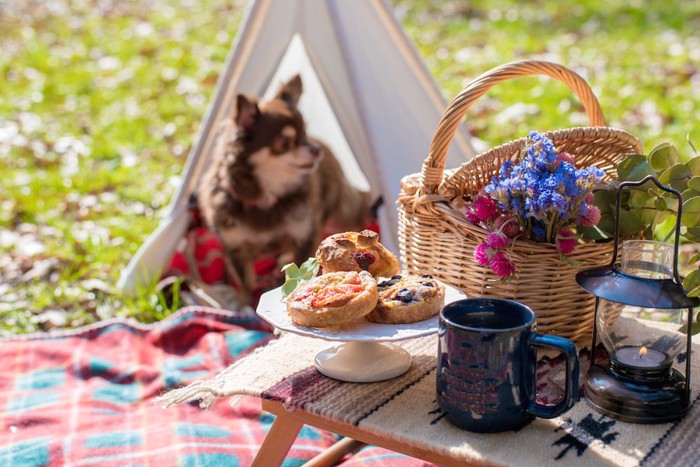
[315,230,401,278]
[365,274,445,324]
[286,270,378,327]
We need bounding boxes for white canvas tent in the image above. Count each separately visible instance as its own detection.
[118,0,474,296]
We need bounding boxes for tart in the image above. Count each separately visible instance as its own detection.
[315,230,400,278]
[286,270,378,327]
[365,273,445,324]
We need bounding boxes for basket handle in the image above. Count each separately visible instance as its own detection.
[420,60,607,195]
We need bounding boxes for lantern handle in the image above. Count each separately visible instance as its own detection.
[611,175,684,285]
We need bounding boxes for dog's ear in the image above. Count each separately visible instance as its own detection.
[235,94,259,132]
[276,74,303,107]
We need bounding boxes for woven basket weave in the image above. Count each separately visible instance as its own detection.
[397,60,643,345]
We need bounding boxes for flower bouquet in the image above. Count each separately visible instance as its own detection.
[465,131,606,280]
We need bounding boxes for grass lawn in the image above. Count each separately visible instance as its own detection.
[1,0,699,334]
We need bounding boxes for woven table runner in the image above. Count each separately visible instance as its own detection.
[158,329,700,466]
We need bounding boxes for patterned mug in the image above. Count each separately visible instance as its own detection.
[436,298,579,432]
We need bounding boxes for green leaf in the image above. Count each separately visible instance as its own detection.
[680,321,700,335]
[298,257,320,279]
[688,176,700,191]
[280,257,320,299]
[591,188,622,236]
[686,157,700,176]
[593,188,617,211]
[689,251,700,264]
[659,164,692,191]
[683,269,700,297]
[617,154,655,181]
[652,213,677,241]
[617,209,647,237]
[626,190,656,226]
[281,262,300,277]
[649,143,679,172]
[684,227,700,242]
[654,196,667,211]
[681,197,700,228]
[627,190,654,208]
[682,188,700,201]
[281,279,300,299]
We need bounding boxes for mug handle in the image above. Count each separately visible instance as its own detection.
[526,333,580,419]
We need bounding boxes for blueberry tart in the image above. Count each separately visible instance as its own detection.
[365,273,445,324]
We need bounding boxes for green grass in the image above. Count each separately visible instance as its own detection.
[1,0,699,334]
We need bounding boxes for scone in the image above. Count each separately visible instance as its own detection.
[315,230,401,278]
[365,274,445,324]
[286,270,378,327]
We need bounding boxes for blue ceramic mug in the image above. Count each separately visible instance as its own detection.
[436,298,579,432]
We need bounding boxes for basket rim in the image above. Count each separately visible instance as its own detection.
[437,125,642,199]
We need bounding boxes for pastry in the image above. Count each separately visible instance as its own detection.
[286,270,378,327]
[315,230,401,278]
[365,273,445,324]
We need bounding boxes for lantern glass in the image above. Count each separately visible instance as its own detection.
[597,240,686,372]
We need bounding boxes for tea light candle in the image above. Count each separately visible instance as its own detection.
[614,346,668,369]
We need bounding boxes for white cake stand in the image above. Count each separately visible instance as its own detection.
[256,281,465,383]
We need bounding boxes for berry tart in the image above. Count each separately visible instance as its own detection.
[285,270,378,327]
[315,230,401,278]
[365,274,445,324]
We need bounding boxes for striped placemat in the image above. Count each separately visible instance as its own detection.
[158,329,700,466]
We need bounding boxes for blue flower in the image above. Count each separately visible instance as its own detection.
[552,193,569,215]
[481,131,604,245]
[500,160,513,179]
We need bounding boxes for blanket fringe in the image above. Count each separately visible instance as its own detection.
[155,380,222,409]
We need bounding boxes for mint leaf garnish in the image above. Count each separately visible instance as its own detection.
[280,257,319,299]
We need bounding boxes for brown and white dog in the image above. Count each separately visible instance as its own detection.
[197,75,371,304]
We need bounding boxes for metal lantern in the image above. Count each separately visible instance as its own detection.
[576,175,700,423]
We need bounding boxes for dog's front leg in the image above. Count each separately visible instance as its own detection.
[224,247,256,306]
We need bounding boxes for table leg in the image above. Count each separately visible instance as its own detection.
[304,437,366,467]
[252,410,304,467]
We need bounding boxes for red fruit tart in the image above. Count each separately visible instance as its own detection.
[285,271,378,327]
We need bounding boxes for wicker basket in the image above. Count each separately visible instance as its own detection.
[397,60,643,345]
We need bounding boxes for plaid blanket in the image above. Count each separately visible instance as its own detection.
[0,308,430,466]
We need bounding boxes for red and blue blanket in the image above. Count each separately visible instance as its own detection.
[0,308,432,466]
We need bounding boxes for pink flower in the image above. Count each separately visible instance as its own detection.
[465,210,481,225]
[556,229,578,255]
[493,215,520,238]
[472,196,498,223]
[474,242,492,267]
[486,231,509,249]
[490,251,515,278]
[578,204,601,227]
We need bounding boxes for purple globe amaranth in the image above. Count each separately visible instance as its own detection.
[490,251,515,278]
[474,242,492,267]
[486,231,510,249]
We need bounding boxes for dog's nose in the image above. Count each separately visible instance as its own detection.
[308,144,321,157]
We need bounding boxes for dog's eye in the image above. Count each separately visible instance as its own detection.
[272,135,293,154]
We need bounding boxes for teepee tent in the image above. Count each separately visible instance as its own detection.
[118,0,474,296]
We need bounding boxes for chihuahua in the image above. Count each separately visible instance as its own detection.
[197,75,371,304]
